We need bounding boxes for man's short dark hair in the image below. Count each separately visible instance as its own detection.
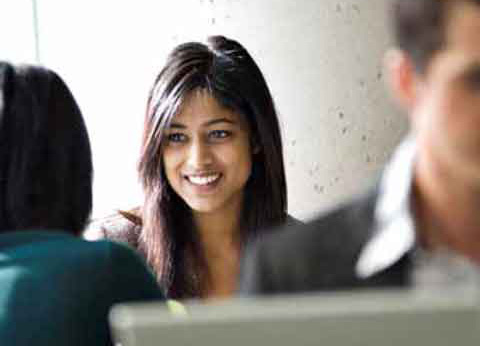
[392,0,480,73]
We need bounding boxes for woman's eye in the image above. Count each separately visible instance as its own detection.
[466,72,480,91]
[166,133,187,143]
[209,130,231,140]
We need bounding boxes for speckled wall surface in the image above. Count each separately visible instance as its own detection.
[201,0,409,219]
[37,0,408,219]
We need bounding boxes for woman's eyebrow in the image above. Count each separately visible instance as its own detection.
[204,118,236,127]
[167,117,237,129]
[168,122,187,129]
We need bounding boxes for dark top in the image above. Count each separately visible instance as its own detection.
[0,230,165,346]
[238,190,412,295]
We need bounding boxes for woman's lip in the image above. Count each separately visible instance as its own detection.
[184,173,223,191]
[186,173,221,183]
[182,171,221,177]
[182,173,222,183]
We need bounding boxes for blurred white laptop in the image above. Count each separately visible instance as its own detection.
[110,287,480,346]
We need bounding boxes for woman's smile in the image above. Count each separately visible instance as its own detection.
[183,172,223,193]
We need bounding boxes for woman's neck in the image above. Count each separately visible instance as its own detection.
[193,198,243,252]
[192,198,243,298]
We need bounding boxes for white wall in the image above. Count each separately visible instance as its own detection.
[13,0,408,220]
[0,0,36,63]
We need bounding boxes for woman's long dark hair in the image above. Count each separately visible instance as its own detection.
[138,36,287,298]
[0,62,92,235]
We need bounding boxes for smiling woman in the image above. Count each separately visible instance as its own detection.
[86,35,299,299]
[162,91,253,216]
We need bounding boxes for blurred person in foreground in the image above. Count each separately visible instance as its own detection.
[240,0,480,294]
[0,62,164,346]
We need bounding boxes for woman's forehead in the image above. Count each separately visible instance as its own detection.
[173,90,248,127]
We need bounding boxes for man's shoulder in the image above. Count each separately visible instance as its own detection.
[265,190,377,257]
[284,214,304,227]
[252,190,378,291]
[240,188,413,294]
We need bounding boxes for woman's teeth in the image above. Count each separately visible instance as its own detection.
[187,174,221,186]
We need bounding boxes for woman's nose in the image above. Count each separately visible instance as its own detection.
[186,139,213,168]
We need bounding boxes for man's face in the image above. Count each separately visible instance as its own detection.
[411,1,480,179]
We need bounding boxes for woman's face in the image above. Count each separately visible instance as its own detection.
[162,90,253,215]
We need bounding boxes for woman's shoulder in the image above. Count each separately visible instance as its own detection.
[83,207,142,248]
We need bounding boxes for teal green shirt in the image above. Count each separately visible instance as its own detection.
[0,230,165,346]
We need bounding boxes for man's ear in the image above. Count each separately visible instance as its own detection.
[384,48,421,112]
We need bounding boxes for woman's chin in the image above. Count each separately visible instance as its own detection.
[185,200,222,214]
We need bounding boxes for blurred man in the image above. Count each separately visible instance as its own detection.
[240,0,480,294]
